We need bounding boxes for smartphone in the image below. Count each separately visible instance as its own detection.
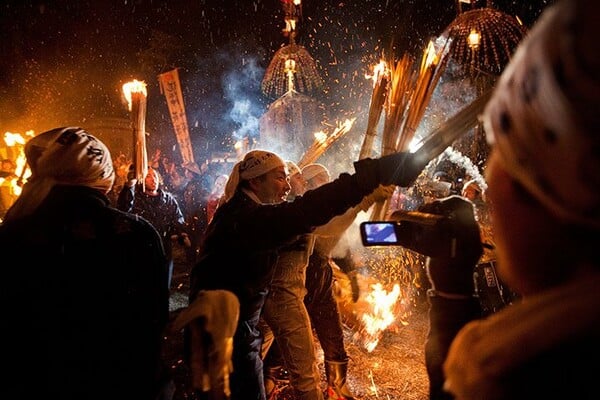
[359,221,400,246]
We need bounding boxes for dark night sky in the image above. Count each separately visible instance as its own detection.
[0,0,552,163]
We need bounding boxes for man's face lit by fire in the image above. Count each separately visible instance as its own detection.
[249,166,290,204]
[144,168,160,194]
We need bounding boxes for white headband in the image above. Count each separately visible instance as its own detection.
[4,127,115,222]
[221,150,286,204]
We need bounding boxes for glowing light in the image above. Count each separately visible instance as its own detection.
[3,132,27,146]
[422,41,439,70]
[444,7,526,76]
[365,60,388,88]
[313,130,327,143]
[360,283,401,352]
[468,29,481,49]
[122,79,147,111]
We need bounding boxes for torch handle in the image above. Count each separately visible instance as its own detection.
[411,88,493,168]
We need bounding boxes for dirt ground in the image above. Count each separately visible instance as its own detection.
[166,246,431,400]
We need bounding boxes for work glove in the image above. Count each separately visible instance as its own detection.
[357,184,395,211]
[353,152,426,192]
[419,196,483,295]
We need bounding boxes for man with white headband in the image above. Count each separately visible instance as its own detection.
[189,148,427,399]
[416,0,600,398]
[0,127,171,399]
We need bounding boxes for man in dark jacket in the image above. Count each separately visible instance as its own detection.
[0,127,170,400]
[118,166,190,288]
[190,148,425,400]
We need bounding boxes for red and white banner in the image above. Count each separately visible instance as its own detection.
[158,68,194,164]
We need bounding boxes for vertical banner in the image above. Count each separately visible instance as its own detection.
[158,68,194,164]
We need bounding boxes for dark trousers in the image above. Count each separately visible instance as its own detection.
[230,291,268,400]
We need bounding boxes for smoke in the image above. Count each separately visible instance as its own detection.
[222,57,265,141]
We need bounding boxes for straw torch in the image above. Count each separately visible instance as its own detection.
[122,79,148,188]
[359,60,389,160]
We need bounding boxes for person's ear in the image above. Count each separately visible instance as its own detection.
[247,177,261,192]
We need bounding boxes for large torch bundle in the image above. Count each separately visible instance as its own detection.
[368,39,451,220]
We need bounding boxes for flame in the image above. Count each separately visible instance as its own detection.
[1,130,35,204]
[122,79,147,111]
[3,132,27,146]
[365,60,388,88]
[360,283,401,352]
[421,40,439,72]
[298,117,356,168]
[313,130,327,143]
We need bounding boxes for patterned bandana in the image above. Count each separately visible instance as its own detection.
[483,0,600,228]
[4,127,115,222]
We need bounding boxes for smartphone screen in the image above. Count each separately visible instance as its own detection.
[360,221,399,246]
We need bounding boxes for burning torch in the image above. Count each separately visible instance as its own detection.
[122,79,148,190]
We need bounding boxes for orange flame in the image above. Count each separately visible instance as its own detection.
[1,130,35,203]
[313,130,327,144]
[365,60,388,88]
[360,283,401,352]
[122,79,147,111]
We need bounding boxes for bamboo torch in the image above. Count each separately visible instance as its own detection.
[359,60,389,160]
[122,79,148,189]
[298,118,356,169]
[371,40,451,220]
[370,54,415,221]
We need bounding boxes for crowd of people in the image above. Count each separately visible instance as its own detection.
[1,0,598,399]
